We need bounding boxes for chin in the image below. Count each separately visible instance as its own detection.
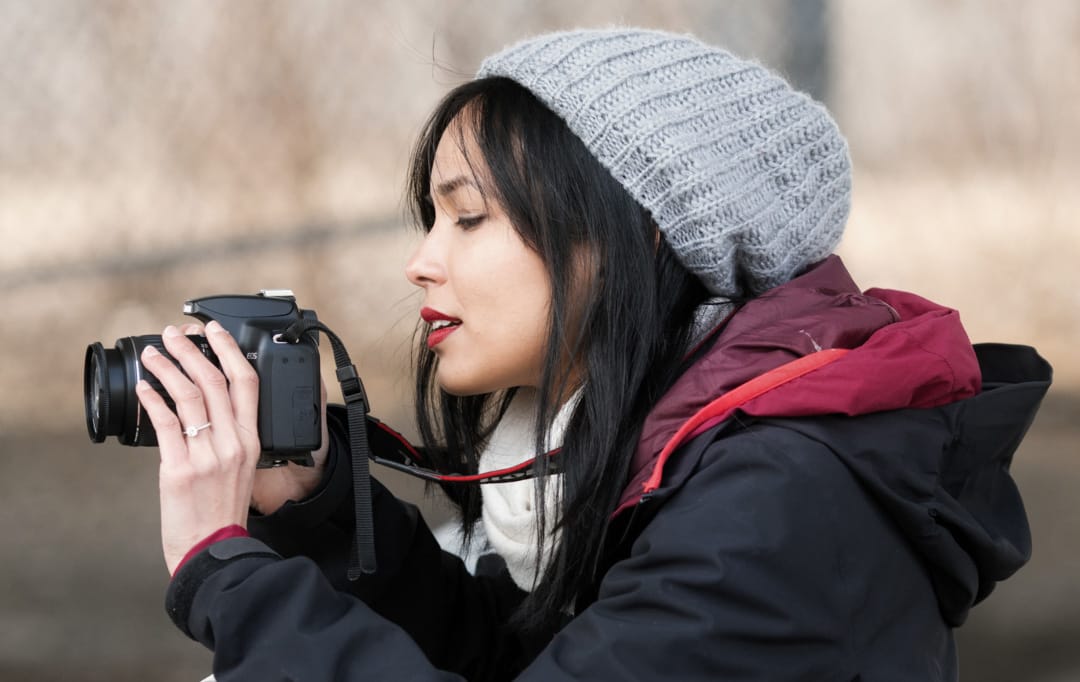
[436,370,513,397]
[438,384,476,397]
[436,374,487,397]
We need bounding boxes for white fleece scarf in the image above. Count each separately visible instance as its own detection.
[476,303,725,591]
[478,387,578,591]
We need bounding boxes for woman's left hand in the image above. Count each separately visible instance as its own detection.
[137,321,262,575]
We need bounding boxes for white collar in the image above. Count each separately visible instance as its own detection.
[478,387,578,591]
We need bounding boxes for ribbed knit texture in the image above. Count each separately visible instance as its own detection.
[478,28,852,298]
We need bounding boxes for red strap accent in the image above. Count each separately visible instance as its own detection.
[372,416,562,485]
[171,524,249,577]
[373,419,424,462]
[642,348,849,494]
[433,455,545,483]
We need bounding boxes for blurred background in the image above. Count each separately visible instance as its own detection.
[1,1,1076,680]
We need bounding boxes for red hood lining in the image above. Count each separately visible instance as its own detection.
[615,256,982,516]
[640,348,849,496]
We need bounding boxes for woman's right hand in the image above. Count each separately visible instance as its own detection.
[176,323,331,516]
[250,376,330,515]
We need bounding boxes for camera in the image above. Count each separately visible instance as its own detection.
[84,290,321,467]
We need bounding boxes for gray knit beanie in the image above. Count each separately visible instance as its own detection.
[477,28,851,299]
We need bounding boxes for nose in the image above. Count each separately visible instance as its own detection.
[405,227,445,288]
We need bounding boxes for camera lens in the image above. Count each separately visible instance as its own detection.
[83,335,217,446]
[85,342,122,442]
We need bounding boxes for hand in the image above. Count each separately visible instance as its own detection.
[250,377,329,515]
[173,324,332,508]
[138,321,262,575]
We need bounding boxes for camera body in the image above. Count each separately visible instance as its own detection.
[84,290,321,467]
[184,290,322,463]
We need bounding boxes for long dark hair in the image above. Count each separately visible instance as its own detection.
[407,77,711,630]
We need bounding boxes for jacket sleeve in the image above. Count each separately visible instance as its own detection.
[168,408,533,680]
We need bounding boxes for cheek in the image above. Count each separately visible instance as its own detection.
[465,274,549,344]
[492,259,551,334]
[457,245,550,328]
[500,270,552,375]
[462,257,551,382]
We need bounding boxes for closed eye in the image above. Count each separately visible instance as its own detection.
[456,214,486,229]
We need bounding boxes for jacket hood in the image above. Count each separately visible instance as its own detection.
[619,255,1051,625]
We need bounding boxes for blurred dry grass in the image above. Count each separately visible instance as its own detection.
[0,1,1077,680]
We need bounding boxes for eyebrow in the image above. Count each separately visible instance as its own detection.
[433,175,481,197]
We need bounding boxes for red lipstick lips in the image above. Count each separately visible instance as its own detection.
[421,307,461,349]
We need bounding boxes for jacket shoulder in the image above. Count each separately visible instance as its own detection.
[574,421,957,680]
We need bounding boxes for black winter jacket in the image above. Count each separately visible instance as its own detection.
[165,258,1051,681]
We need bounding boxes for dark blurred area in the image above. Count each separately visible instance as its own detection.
[1,2,1076,680]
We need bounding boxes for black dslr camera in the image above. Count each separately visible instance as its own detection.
[84,290,321,467]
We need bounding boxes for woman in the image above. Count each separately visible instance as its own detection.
[138,28,1051,680]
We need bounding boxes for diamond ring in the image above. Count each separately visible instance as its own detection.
[184,422,212,438]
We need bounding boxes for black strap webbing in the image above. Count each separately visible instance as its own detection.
[282,319,376,579]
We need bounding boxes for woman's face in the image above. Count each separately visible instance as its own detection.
[405,120,552,396]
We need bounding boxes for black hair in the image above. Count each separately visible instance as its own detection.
[407,77,712,631]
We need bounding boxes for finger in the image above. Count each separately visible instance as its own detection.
[135,378,189,461]
[179,323,205,336]
[141,338,211,442]
[159,325,240,447]
[204,320,260,436]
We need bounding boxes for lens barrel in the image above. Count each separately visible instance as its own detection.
[83,335,217,446]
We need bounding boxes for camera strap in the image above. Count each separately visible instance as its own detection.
[281,319,376,580]
[364,415,563,484]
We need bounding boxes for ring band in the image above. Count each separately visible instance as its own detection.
[184,422,212,438]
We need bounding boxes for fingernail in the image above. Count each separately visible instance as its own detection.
[206,320,226,334]
[142,345,159,357]
[163,325,181,337]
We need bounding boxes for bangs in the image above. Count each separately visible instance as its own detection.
[407,80,543,250]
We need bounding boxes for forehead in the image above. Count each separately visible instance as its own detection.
[432,107,505,198]
[432,115,481,176]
